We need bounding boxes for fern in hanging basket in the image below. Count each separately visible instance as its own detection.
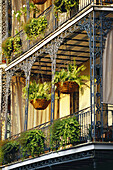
[54,0,78,14]
[53,62,89,94]
[23,81,51,110]
[32,0,47,4]
[23,15,47,40]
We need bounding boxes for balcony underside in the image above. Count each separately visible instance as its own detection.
[31,30,90,76]
[2,143,113,170]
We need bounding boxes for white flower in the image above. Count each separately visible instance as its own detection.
[23,4,26,7]
[12,10,14,15]
[15,13,19,17]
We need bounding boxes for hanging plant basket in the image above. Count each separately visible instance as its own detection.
[32,0,47,4]
[56,81,78,94]
[30,99,51,110]
[54,0,78,13]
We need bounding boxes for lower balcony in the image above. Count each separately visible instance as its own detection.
[1,105,113,169]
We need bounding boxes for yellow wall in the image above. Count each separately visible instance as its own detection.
[79,60,90,110]
[59,94,70,118]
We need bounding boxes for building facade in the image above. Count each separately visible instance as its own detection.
[1,0,113,169]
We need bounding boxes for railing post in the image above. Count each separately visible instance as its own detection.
[100,0,102,5]
[4,72,12,139]
[26,0,30,49]
[24,70,30,131]
[46,38,63,124]
[51,52,57,123]
[89,12,96,142]
[22,56,36,131]
[92,0,94,5]
[45,37,63,150]
[26,0,30,21]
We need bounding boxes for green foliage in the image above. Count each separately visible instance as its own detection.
[53,62,89,89]
[87,124,91,140]
[19,129,45,158]
[14,3,40,26]
[51,116,80,149]
[54,0,78,14]
[13,35,22,55]
[23,81,51,102]
[2,35,22,63]
[0,140,6,165]
[0,140,20,164]
[23,16,47,40]
[2,37,13,58]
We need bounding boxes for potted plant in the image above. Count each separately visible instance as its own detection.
[50,116,80,150]
[23,81,51,110]
[54,0,78,14]
[23,15,47,40]
[2,54,6,64]
[53,62,89,94]
[13,35,22,56]
[0,139,20,164]
[32,0,47,4]
[19,129,45,158]
[2,35,22,63]
[2,37,14,63]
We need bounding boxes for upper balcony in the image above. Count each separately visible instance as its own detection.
[2,0,113,65]
[1,1,113,169]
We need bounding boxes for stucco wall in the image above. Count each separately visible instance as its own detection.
[79,60,90,111]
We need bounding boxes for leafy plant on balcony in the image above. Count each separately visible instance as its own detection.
[52,62,89,93]
[0,140,20,164]
[23,16,48,40]
[19,129,45,158]
[2,37,14,60]
[0,140,6,165]
[2,35,22,63]
[13,35,22,55]
[50,116,80,150]
[23,81,51,102]
[54,0,78,14]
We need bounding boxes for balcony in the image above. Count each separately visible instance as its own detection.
[3,0,113,64]
[1,105,113,168]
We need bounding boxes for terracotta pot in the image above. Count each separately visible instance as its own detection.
[56,81,78,94]
[30,98,51,110]
[2,60,6,63]
[32,0,47,4]
[59,144,73,151]
[29,155,32,158]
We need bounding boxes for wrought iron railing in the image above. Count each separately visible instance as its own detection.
[1,105,113,165]
[8,104,113,143]
[5,105,113,140]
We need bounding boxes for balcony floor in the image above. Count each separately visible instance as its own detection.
[1,142,113,170]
